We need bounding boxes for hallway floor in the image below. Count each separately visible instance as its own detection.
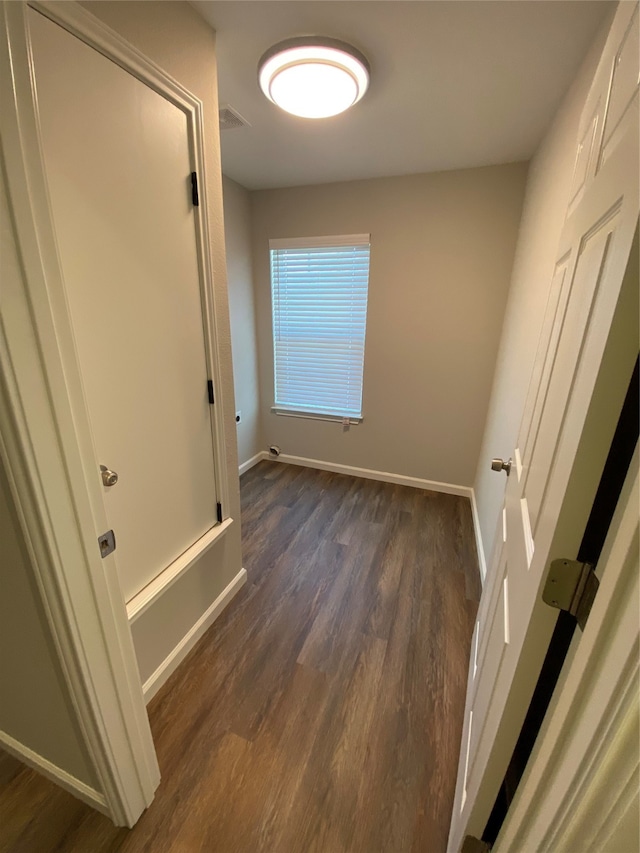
[0,461,480,853]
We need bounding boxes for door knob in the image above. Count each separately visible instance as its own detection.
[100,464,118,487]
[491,457,512,476]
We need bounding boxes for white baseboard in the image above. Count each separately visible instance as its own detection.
[257,452,484,584]
[271,452,473,499]
[470,489,487,585]
[239,451,268,475]
[142,567,247,703]
[0,729,108,813]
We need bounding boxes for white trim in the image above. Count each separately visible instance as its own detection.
[271,408,362,424]
[269,233,370,249]
[126,519,234,623]
[514,447,523,482]
[239,452,268,475]
[142,568,247,703]
[0,730,108,814]
[470,490,487,584]
[520,497,535,568]
[270,453,473,498]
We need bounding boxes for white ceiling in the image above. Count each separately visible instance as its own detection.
[193,1,610,190]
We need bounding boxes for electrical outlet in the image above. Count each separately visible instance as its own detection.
[235,411,242,424]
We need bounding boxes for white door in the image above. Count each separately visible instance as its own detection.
[28,9,219,604]
[448,4,639,850]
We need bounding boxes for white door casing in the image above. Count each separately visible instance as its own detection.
[28,8,220,605]
[0,0,231,825]
[448,4,639,850]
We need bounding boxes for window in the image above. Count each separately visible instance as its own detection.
[270,234,370,421]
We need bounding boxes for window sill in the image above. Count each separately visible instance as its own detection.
[271,407,362,425]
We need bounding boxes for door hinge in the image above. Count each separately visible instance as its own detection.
[543,558,599,631]
[207,379,214,405]
[191,171,199,207]
[98,529,116,558]
[216,502,223,524]
[461,836,491,853]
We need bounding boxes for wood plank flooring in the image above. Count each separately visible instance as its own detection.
[0,461,481,853]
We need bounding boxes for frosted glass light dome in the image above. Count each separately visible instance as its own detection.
[258,37,370,119]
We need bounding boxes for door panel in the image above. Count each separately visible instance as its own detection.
[599,6,639,168]
[475,550,507,676]
[525,211,619,532]
[448,4,639,850]
[468,561,509,777]
[566,107,599,216]
[29,10,218,603]
[520,257,570,468]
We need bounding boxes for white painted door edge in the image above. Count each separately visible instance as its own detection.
[1,0,231,826]
[494,448,639,852]
[142,568,247,703]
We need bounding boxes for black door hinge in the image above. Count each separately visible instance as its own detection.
[191,171,199,207]
[207,379,214,405]
[216,502,223,523]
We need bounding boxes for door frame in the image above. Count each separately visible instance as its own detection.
[494,446,639,851]
[0,0,230,826]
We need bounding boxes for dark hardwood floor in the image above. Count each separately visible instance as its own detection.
[0,461,481,853]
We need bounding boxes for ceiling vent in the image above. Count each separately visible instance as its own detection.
[219,105,250,131]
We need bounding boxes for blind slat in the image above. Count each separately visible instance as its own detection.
[271,241,370,418]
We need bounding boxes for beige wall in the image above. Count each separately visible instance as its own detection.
[82,1,242,685]
[0,455,97,788]
[223,175,261,467]
[251,164,527,487]
[473,10,615,568]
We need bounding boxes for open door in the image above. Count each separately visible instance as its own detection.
[448,4,639,850]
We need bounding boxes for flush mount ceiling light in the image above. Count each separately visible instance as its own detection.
[258,37,370,119]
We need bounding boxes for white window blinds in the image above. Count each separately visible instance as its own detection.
[270,235,371,419]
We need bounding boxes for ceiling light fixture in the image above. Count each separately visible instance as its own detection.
[258,37,370,119]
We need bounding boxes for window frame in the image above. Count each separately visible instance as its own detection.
[269,233,371,423]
